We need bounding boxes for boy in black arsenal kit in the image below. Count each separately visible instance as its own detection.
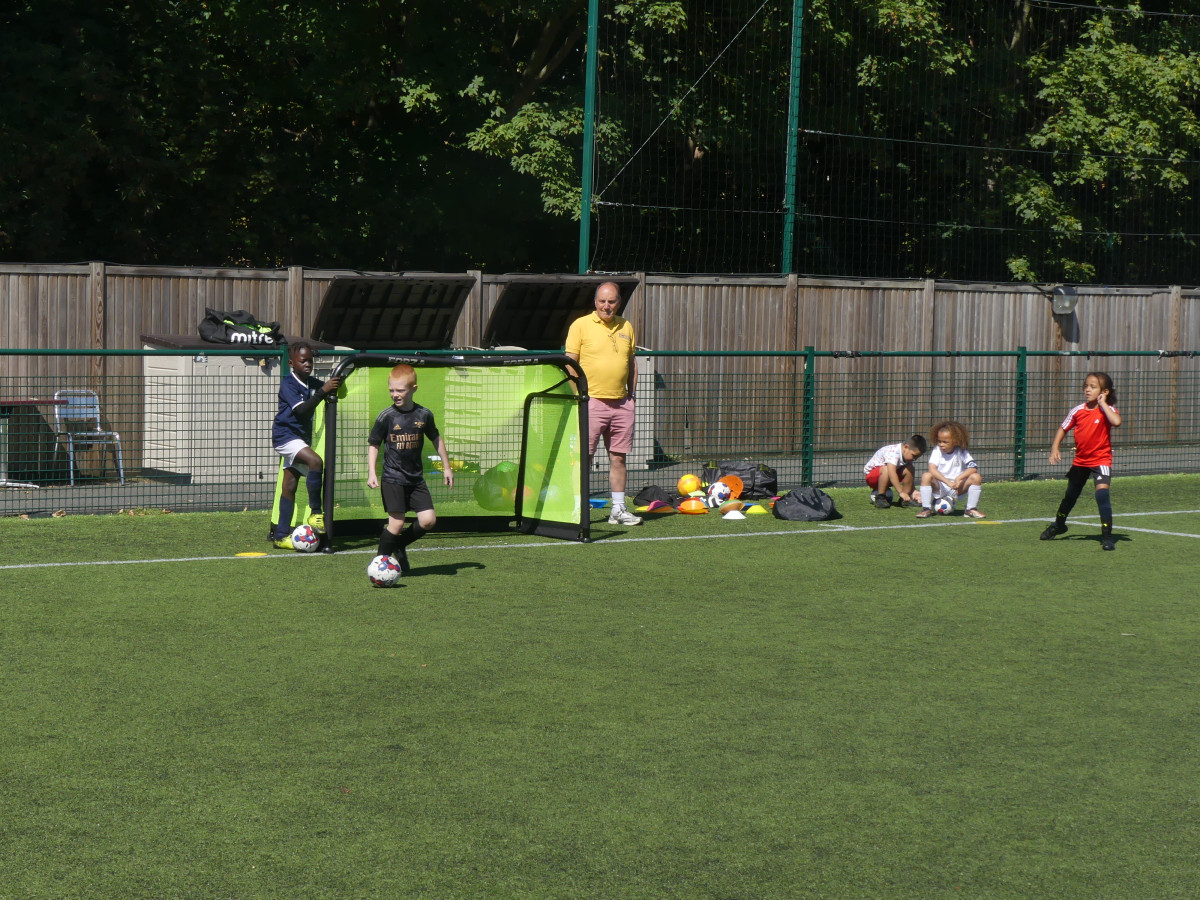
[367,364,453,574]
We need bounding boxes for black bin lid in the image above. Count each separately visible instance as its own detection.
[310,274,476,350]
[482,275,640,350]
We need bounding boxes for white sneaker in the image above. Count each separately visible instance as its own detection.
[607,506,643,526]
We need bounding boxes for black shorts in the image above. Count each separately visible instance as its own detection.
[381,481,434,517]
[1071,464,1112,487]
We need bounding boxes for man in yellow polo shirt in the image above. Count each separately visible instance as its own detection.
[565,282,643,526]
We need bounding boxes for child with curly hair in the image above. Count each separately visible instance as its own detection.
[916,420,985,519]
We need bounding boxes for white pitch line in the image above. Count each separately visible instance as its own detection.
[1088,508,1200,519]
[2,510,1198,572]
[1094,524,1200,538]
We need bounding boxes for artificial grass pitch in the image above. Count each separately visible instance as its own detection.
[2,475,1198,898]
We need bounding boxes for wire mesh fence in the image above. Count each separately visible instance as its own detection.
[591,2,1200,283]
[635,349,1200,493]
[2,349,1197,517]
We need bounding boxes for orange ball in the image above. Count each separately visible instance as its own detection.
[677,473,702,495]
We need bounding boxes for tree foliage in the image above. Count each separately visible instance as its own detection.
[796,0,1200,282]
[4,1,1200,282]
[0,0,595,269]
[1009,9,1200,282]
[0,0,692,271]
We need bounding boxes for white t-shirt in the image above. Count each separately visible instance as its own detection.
[864,442,907,474]
[928,446,977,499]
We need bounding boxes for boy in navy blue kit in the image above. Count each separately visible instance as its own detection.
[367,364,453,574]
[270,341,340,548]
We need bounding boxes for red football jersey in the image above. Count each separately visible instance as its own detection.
[1060,402,1117,468]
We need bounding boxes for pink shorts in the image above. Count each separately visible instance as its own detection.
[588,396,635,455]
[865,464,911,490]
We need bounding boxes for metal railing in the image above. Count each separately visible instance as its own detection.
[636,348,1199,491]
[2,348,1197,516]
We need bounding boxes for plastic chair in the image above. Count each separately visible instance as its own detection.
[53,390,125,485]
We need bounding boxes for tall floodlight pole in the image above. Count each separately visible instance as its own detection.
[781,0,805,273]
[578,0,600,274]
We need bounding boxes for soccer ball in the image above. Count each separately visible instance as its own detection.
[677,473,702,495]
[290,524,321,552]
[935,496,955,515]
[706,480,732,506]
[367,554,403,588]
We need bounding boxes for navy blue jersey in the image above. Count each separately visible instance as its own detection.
[368,403,441,484]
[273,372,326,446]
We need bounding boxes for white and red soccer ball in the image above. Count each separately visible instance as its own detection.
[291,524,321,552]
[367,554,403,587]
[706,480,732,507]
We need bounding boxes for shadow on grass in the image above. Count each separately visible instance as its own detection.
[406,561,487,576]
[1048,531,1131,548]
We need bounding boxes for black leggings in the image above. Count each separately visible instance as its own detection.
[1058,465,1112,529]
[1057,466,1091,518]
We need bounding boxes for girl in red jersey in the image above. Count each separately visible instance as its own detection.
[1040,372,1123,550]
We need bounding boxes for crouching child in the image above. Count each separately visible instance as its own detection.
[864,434,927,508]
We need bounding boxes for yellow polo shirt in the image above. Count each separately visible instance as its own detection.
[565,312,636,399]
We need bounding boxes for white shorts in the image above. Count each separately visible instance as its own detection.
[275,439,311,474]
[932,484,958,502]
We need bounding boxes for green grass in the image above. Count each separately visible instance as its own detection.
[2,475,1199,898]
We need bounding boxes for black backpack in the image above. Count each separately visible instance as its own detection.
[198,308,284,345]
[632,485,677,507]
[702,460,778,500]
[772,486,838,521]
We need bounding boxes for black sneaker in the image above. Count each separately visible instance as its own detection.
[1039,522,1068,541]
[394,544,412,574]
[872,493,892,509]
[1100,534,1116,551]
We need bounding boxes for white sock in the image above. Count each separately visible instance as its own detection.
[612,492,625,509]
[967,484,982,509]
[920,486,932,508]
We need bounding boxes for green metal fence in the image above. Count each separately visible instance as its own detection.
[637,349,1200,492]
[2,348,1197,518]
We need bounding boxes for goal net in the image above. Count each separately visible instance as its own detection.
[272,353,589,544]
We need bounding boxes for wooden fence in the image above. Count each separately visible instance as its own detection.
[5,264,1198,362]
[4,262,1199,421]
